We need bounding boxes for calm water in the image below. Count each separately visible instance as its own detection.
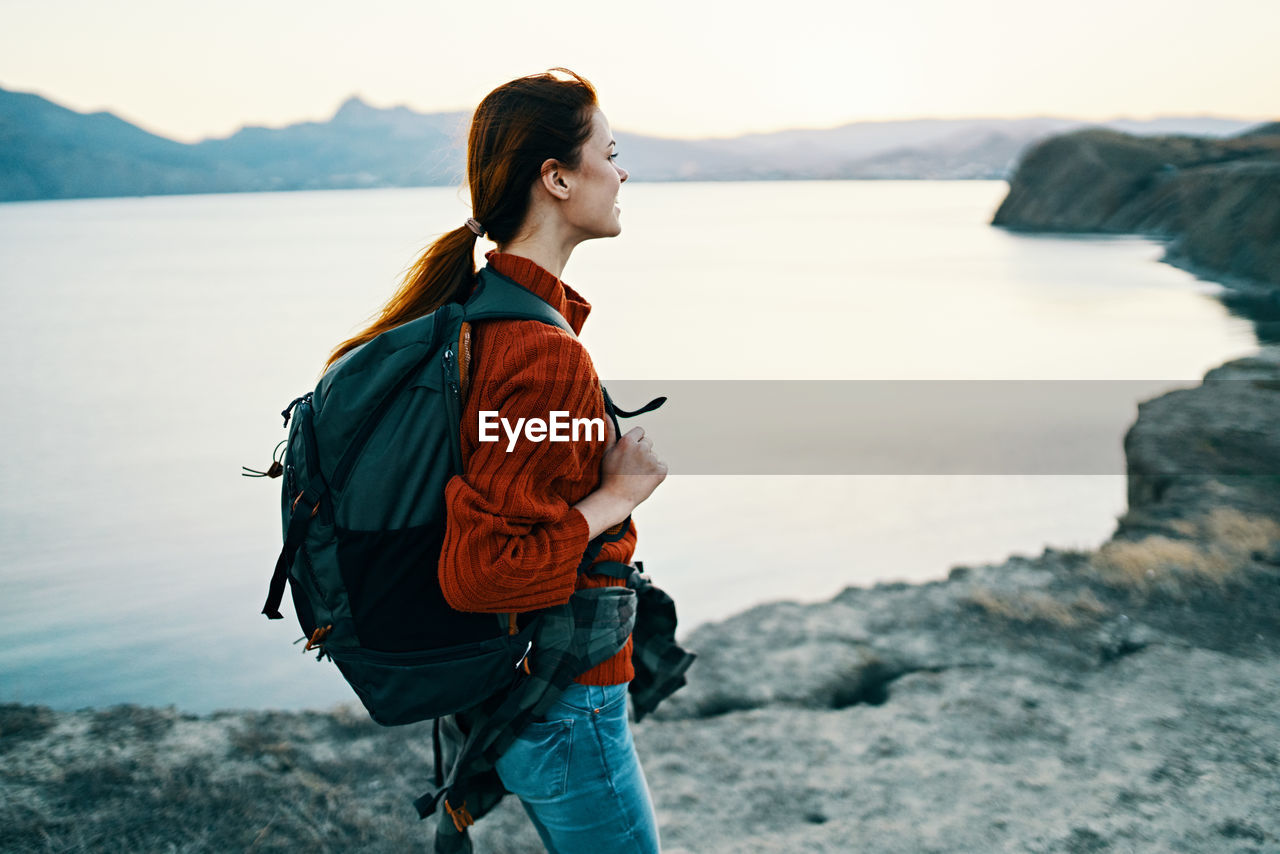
[0,182,1260,713]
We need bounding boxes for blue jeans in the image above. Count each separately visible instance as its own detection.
[494,681,660,853]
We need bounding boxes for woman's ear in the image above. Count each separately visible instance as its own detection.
[539,158,571,201]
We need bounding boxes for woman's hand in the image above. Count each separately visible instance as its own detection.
[599,423,667,507]
[572,418,667,540]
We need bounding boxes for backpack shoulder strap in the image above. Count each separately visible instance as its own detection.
[463,266,574,334]
[453,265,573,407]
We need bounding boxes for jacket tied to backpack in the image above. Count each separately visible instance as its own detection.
[425,566,693,854]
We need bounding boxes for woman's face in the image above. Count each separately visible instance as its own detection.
[562,107,629,240]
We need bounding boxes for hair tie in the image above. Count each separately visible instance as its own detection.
[465,217,485,237]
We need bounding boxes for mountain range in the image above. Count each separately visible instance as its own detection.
[0,85,1271,202]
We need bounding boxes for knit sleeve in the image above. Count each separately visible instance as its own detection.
[438,324,604,613]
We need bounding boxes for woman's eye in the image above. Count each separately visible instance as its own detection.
[609,152,619,160]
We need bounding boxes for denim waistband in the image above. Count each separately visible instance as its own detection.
[551,681,629,715]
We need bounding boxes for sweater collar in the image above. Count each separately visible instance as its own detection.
[483,249,591,335]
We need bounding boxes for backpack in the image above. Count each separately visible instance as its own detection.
[246,265,662,726]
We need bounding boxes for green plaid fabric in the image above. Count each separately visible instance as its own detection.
[418,575,694,853]
[628,568,696,722]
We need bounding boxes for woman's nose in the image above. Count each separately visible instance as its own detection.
[618,165,629,183]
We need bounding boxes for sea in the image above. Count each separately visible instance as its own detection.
[0,181,1262,713]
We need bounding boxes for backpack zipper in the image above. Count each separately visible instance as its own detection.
[442,346,465,475]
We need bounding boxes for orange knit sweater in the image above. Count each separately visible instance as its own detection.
[437,250,635,685]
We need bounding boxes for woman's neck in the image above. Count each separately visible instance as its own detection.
[496,219,580,280]
[494,242,568,279]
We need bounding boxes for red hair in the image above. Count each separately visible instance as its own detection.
[325,68,598,370]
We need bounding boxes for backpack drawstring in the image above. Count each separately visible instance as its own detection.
[280,393,313,427]
[241,440,288,478]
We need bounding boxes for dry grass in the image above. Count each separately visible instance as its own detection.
[1091,508,1280,597]
[1202,507,1280,552]
[1092,537,1235,589]
[963,587,1110,629]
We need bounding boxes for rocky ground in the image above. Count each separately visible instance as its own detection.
[4,352,1280,853]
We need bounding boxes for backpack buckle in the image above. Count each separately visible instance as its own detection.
[444,799,475,832]
[303,624,332,653]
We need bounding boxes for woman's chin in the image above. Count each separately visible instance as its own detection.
[581,215,623,240]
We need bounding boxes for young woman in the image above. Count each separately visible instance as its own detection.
[326,68,667,853]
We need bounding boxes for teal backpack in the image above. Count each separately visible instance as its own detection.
[248,265,662,726]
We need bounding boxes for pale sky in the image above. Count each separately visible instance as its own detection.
[2,0,1276,142]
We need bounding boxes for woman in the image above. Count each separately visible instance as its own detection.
[327,68,667,853]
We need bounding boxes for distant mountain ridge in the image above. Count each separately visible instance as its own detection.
[0,85,1271,202]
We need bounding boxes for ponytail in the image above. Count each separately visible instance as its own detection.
[324,225,478,371]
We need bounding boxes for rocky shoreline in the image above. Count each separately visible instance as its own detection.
[5,345,1279,853]
[991,123,1280,293]
[7,131,1280,850]
[990,124,1280,353]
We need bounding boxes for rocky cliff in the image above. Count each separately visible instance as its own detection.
[4,350,1279,853]
[993,126,1280,294]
